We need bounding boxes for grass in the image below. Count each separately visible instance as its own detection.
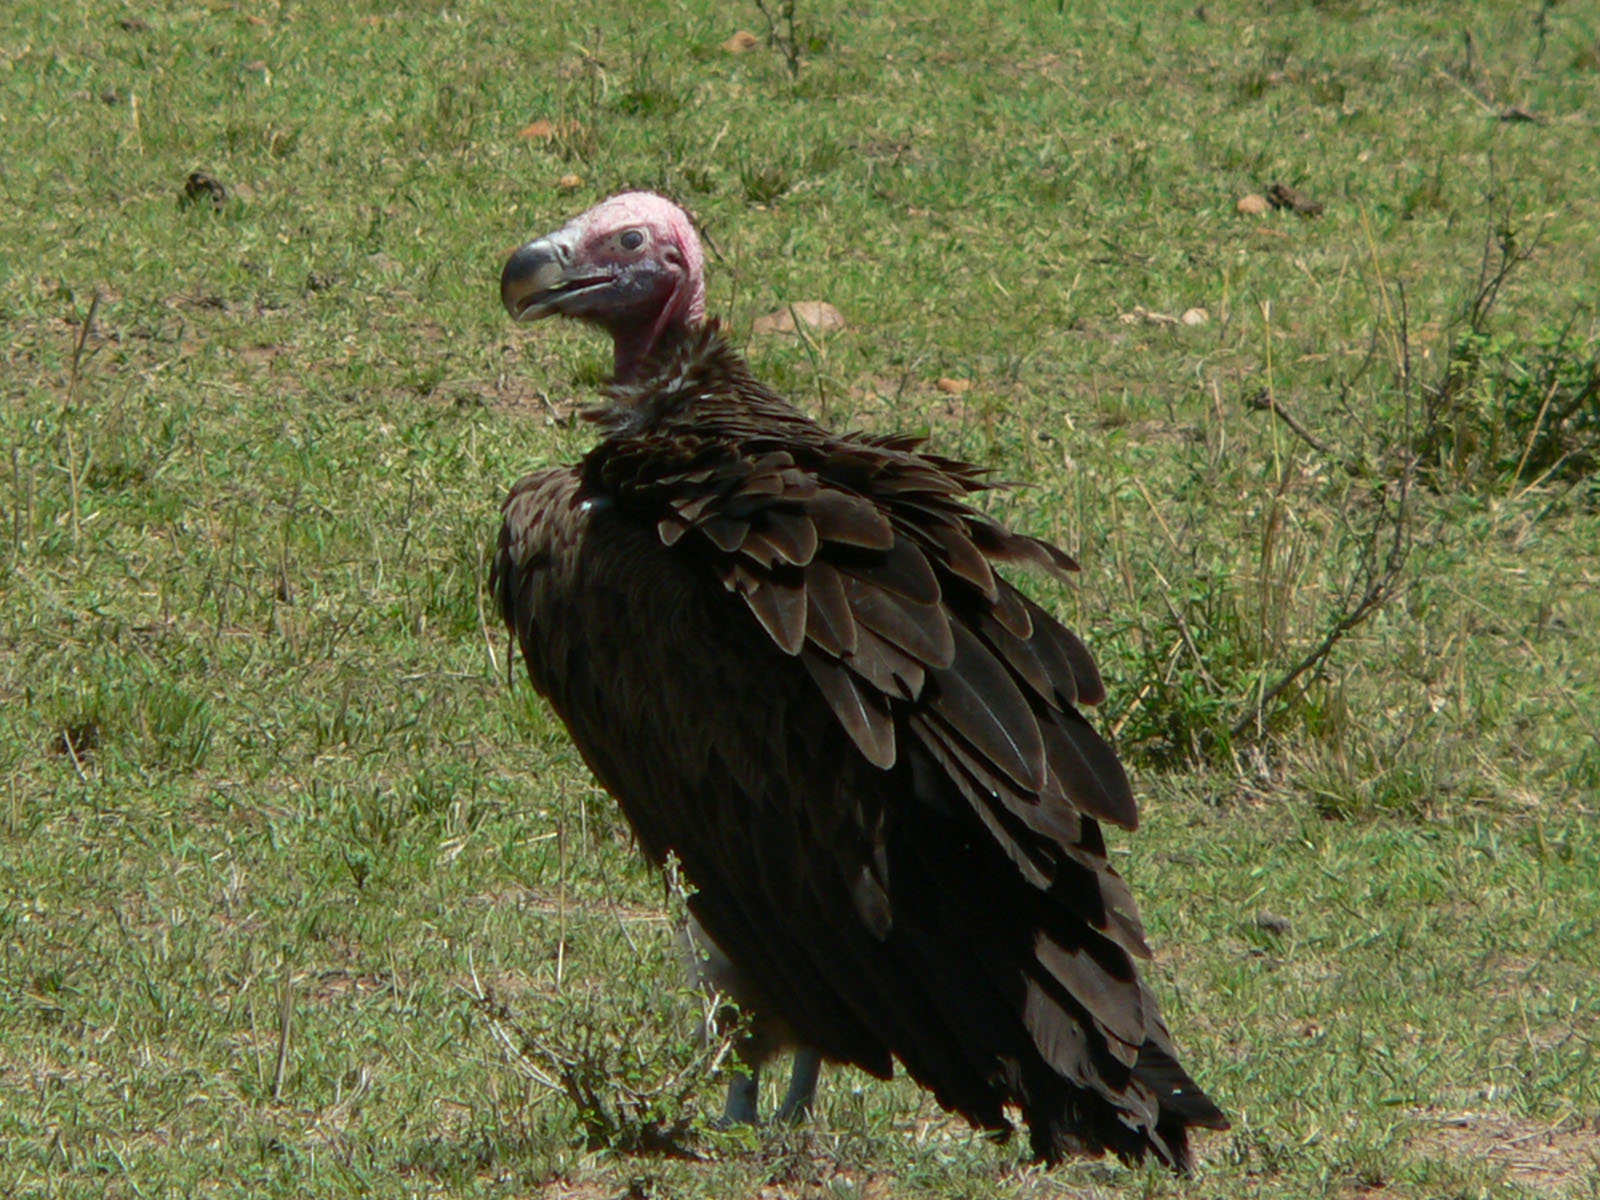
[2,0,1598,1196]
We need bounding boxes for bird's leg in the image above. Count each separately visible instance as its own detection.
[773,1047,822,1123]
[718,1064,761,1127]
[682,917,817,1128]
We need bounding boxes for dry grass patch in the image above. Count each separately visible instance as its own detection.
[1414,1111,1600,1198]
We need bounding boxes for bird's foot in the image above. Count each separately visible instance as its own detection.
[712,1071,760,1130]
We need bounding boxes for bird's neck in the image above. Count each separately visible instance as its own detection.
[591,320,816,442]
[612,272,705,384]
[612,317,698,386]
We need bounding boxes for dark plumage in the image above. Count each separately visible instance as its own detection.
[491,193,1227,1169]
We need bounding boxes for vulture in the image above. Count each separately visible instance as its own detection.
[491,192,1227,1170]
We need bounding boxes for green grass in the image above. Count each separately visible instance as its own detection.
[3,0,1599,1196]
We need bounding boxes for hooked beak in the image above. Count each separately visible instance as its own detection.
[500,234,611,321]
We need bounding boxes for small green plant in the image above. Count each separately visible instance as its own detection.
[468,977,722,1158]
[1430,323,1600,487]
[1407,219,1600,490]
[738,156,790,205]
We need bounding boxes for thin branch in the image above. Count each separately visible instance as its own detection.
[272,972,294,1102]
[1465,219,1543,337]
[1245,388,1336,458]
[62,728,90,784]
[751,0,802,79]
[1230,551,1402,739]
[463,948,564,1093]
[66,292,101,410]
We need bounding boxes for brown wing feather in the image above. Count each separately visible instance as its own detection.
[803,560,858,657]
[761,507,820,565]
[927,520,999,599]
[927,622,1048,793]
[730,563,807,655]
[801,651,896,768]
[843,572,956,669]
[843,623,927,699]
[1038,710,1138,830]
[839,535,941,606]
[807,488,895,549]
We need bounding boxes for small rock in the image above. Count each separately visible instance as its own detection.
[1236,193,1270,216]
[722,30,761,53]
[752,301,846,336]
[1255,911,1292,936]
[557,173,583,190]
[1180,307,1209,326]
[936,377,972,395]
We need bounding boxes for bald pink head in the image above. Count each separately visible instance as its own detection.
[500,192,707,381]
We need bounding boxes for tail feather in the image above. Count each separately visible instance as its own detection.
[1017,1013,1228,1171]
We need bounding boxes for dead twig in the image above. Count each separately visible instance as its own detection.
[66,292,101,409]
[463,949,564,1093]
[1247,387,1370,477]
[1245,388,1335,458]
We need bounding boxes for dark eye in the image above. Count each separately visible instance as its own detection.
[620,229,644,251]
